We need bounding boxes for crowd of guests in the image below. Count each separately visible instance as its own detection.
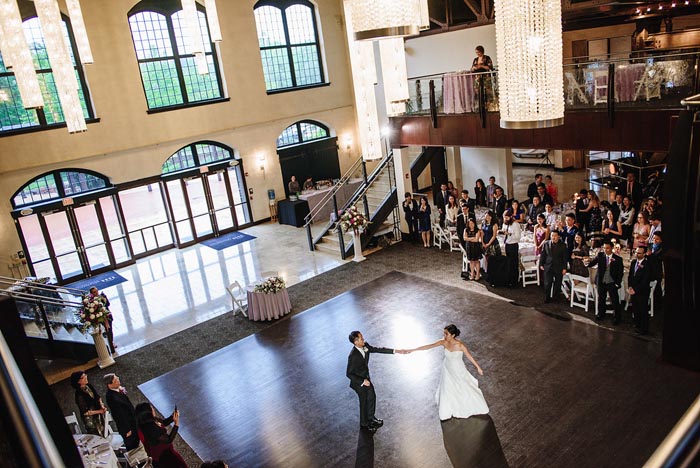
[402,171,664,335]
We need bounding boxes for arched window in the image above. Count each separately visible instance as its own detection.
[254,0,325,93]
[128,0,224,111]
[162,141,233,174]
[277,120,329,147]
[0,13,94,134]
[12,169,110,208]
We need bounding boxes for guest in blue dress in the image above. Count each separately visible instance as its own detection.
[417,196,432,248]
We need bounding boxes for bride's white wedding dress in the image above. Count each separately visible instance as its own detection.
[435,348,489,421]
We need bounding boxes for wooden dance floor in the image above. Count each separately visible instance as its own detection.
[139,271,700,468]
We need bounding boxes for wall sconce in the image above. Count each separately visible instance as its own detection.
[258,153,266,177]
[343,135,353,151]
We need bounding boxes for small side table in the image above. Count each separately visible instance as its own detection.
[269,199,278,221]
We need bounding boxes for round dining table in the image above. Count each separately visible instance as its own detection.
[73,433,120,468]
[247,282,292,321]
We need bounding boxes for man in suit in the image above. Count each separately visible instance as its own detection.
[540,230,569,303]
[557,213,578,254]
[347,331,405,433]
[491,187,507,221]
[536,183,553,207]
[621,172,642,209]
[435,183,450,227]
[527,173,543,204]
[459,189,476,213]
[585,240,625,324]
[628,246,653,335]
[526,195,545,228]
[485,176,497,205]
[456,202,476,250]
[402,192,418,241]
[104,373,139,450]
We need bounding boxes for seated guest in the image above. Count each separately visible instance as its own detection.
[288,175,300,194]
[135,403,186,468]
[526,196,545,228]
[71,371,106,435]
[445,195,459,227]
[303,176,314,191]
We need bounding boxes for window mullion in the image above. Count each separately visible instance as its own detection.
[280,9,296,87]
[165,14,188,104]
[310,7,324,83]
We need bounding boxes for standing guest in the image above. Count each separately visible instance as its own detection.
[464,218,483,281]
[509,199,525,224]
[104,374,139,450]
[459,189,476,212]
[644,197,658,217]
[71,371,106,435]
[402,193,419,240]
[471,45,493,72]
[544,203,558,230]
[445,195,459,227]
[647,212,662,245]
[527,174,544,204]
[628,246,653,335]
[575,189,591,235]
[481,211,500,274]
[570,233,590,278]
[287,175,300,195]
[540,230,569,303]
[346,331,406,433]
[585,240,624,323]
[485,176,498,205]
[621,172,642,209]
[632,211,651,254]
[500,211,522,288]
[303,176,314,191]
[417,196,432,248]
[135,403,186,468]
[474,179,487,207]
[647,231,665,287]
[545,175,558,205]
[447,181,459,200]
[647,231,664,259]
[536,183,553,207]
[435,183,450,227]
[491,187,507,221]
[618,196,636,248]
[471,46,495,105]
[89,287,116,354]
[602,210,623,244]
[526,196,545,228]
[558,213,579,254]
[534,214,550,256]
[610,192,622,220]
[456,203,476,250]
[587,196,603,247]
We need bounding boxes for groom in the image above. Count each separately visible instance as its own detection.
[346,331,405,433]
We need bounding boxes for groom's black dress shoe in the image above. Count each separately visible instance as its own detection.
[361,425,377,433]
[369,418,383,428]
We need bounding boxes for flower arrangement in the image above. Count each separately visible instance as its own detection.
[337,205,370,234]
[254,276,286,294]
[76,293,110,334]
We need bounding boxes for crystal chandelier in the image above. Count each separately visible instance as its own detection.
[494,0,564,129]
[346,0,420,41]
[66,0,92,64]
[181,0,208,75]
[379,38,409,116]
[203,0,222,42]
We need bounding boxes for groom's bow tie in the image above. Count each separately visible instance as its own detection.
[362,347,368,352]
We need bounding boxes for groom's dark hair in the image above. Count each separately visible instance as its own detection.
[348,331,361,344]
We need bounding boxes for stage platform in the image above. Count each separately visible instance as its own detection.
[140,271,700,468]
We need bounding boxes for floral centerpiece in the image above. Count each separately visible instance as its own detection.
[76,293,110,334]
[337,205,370,234]
[254,276,286,294]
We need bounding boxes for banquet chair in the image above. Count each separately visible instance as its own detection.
[458,244,469,273]
[568,274,596,312]
[520,255,540,287]
[104,410,125,451]
[633,66,663,102]
[448,228,461,252]
[226,281,248,317]
[432,222,447,249]
[565,72,588,105]
[624,280,657,317]
[65,412,81,434]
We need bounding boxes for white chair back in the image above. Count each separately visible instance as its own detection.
[226,281,248,317]
[65,412,80,434]
[103,410,125,450]
[568,274,595,312]
[520,255,540,287]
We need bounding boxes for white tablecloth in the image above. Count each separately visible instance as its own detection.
[74,434,120,468]
[300,179,362,222]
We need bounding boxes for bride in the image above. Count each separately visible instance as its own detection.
[407,324,489,420]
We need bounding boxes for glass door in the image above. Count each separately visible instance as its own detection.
[17,214,57,280]
[165,179,195,246]
[41,210,83,282]
[73,202,112,273]
[183,177,214,238]
[207,170,235,232]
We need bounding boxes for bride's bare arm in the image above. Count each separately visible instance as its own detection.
[407,340,444,353]
[460,342,484,375]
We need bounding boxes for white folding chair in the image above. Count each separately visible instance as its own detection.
[568,274,596,312]
[448,228,461,252]
[520,255,540,287]
[226,281,248,317]
[458,244,469,273]
[103,410,125,451]
[648,280,657,317]
[432,222,444,248]
[65,412,81,434]
[565,71,588,105]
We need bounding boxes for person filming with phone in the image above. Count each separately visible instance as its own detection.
[135,402,186,467]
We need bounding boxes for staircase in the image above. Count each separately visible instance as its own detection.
[307,151,401,259]
[0,276,98,362]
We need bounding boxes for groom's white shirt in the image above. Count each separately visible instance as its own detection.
[355,346,367,358]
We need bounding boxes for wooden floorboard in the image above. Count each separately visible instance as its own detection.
[139,271,700,468]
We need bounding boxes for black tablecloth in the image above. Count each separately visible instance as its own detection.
[278,199,310,227]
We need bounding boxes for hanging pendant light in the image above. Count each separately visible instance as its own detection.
[494,0,564,129]
[65,0,93,64]
[181,0,209,75]
[0,0,44,109]
[379,37,409,116]
[203,0,222,42]
[346,0,420,41]
[35,0,86,132]
[418,0,430,31]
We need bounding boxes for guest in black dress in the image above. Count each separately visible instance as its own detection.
[570,233,590,278]
[135,403,186,468]
[417,196,432,248]
[71,371,106,435]
[474,179,487,207]
[464,218,483,280]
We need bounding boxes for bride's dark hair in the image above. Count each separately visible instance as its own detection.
[444,324,460,337]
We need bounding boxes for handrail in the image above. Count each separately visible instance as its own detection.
[0,276,86,295]
[643,393,700,467]
[0,290,82,309]
[680,93,700,106]
[303,155,364,227]
[0,331,66,468]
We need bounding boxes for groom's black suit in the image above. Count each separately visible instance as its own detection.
[346,343,394,427]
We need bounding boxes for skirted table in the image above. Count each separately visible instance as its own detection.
[246,285,292,321]
[73,434,120,468]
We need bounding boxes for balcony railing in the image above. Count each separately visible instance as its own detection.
[404,50,700,121]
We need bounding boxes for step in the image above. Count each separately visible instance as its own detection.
[314,241,342,255]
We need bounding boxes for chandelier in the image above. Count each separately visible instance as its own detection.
[181,0,222,75]
[494,0,564,129]
[346,0,421,41]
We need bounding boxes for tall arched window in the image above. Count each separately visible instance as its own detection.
[276,120,329,147]
[12,169,110,208]
[254,0,325,93]
[128,0,224,111]
[0,13,95,134]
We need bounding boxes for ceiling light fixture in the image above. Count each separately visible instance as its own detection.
[181,0,209,75]
[345,0,420,41]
